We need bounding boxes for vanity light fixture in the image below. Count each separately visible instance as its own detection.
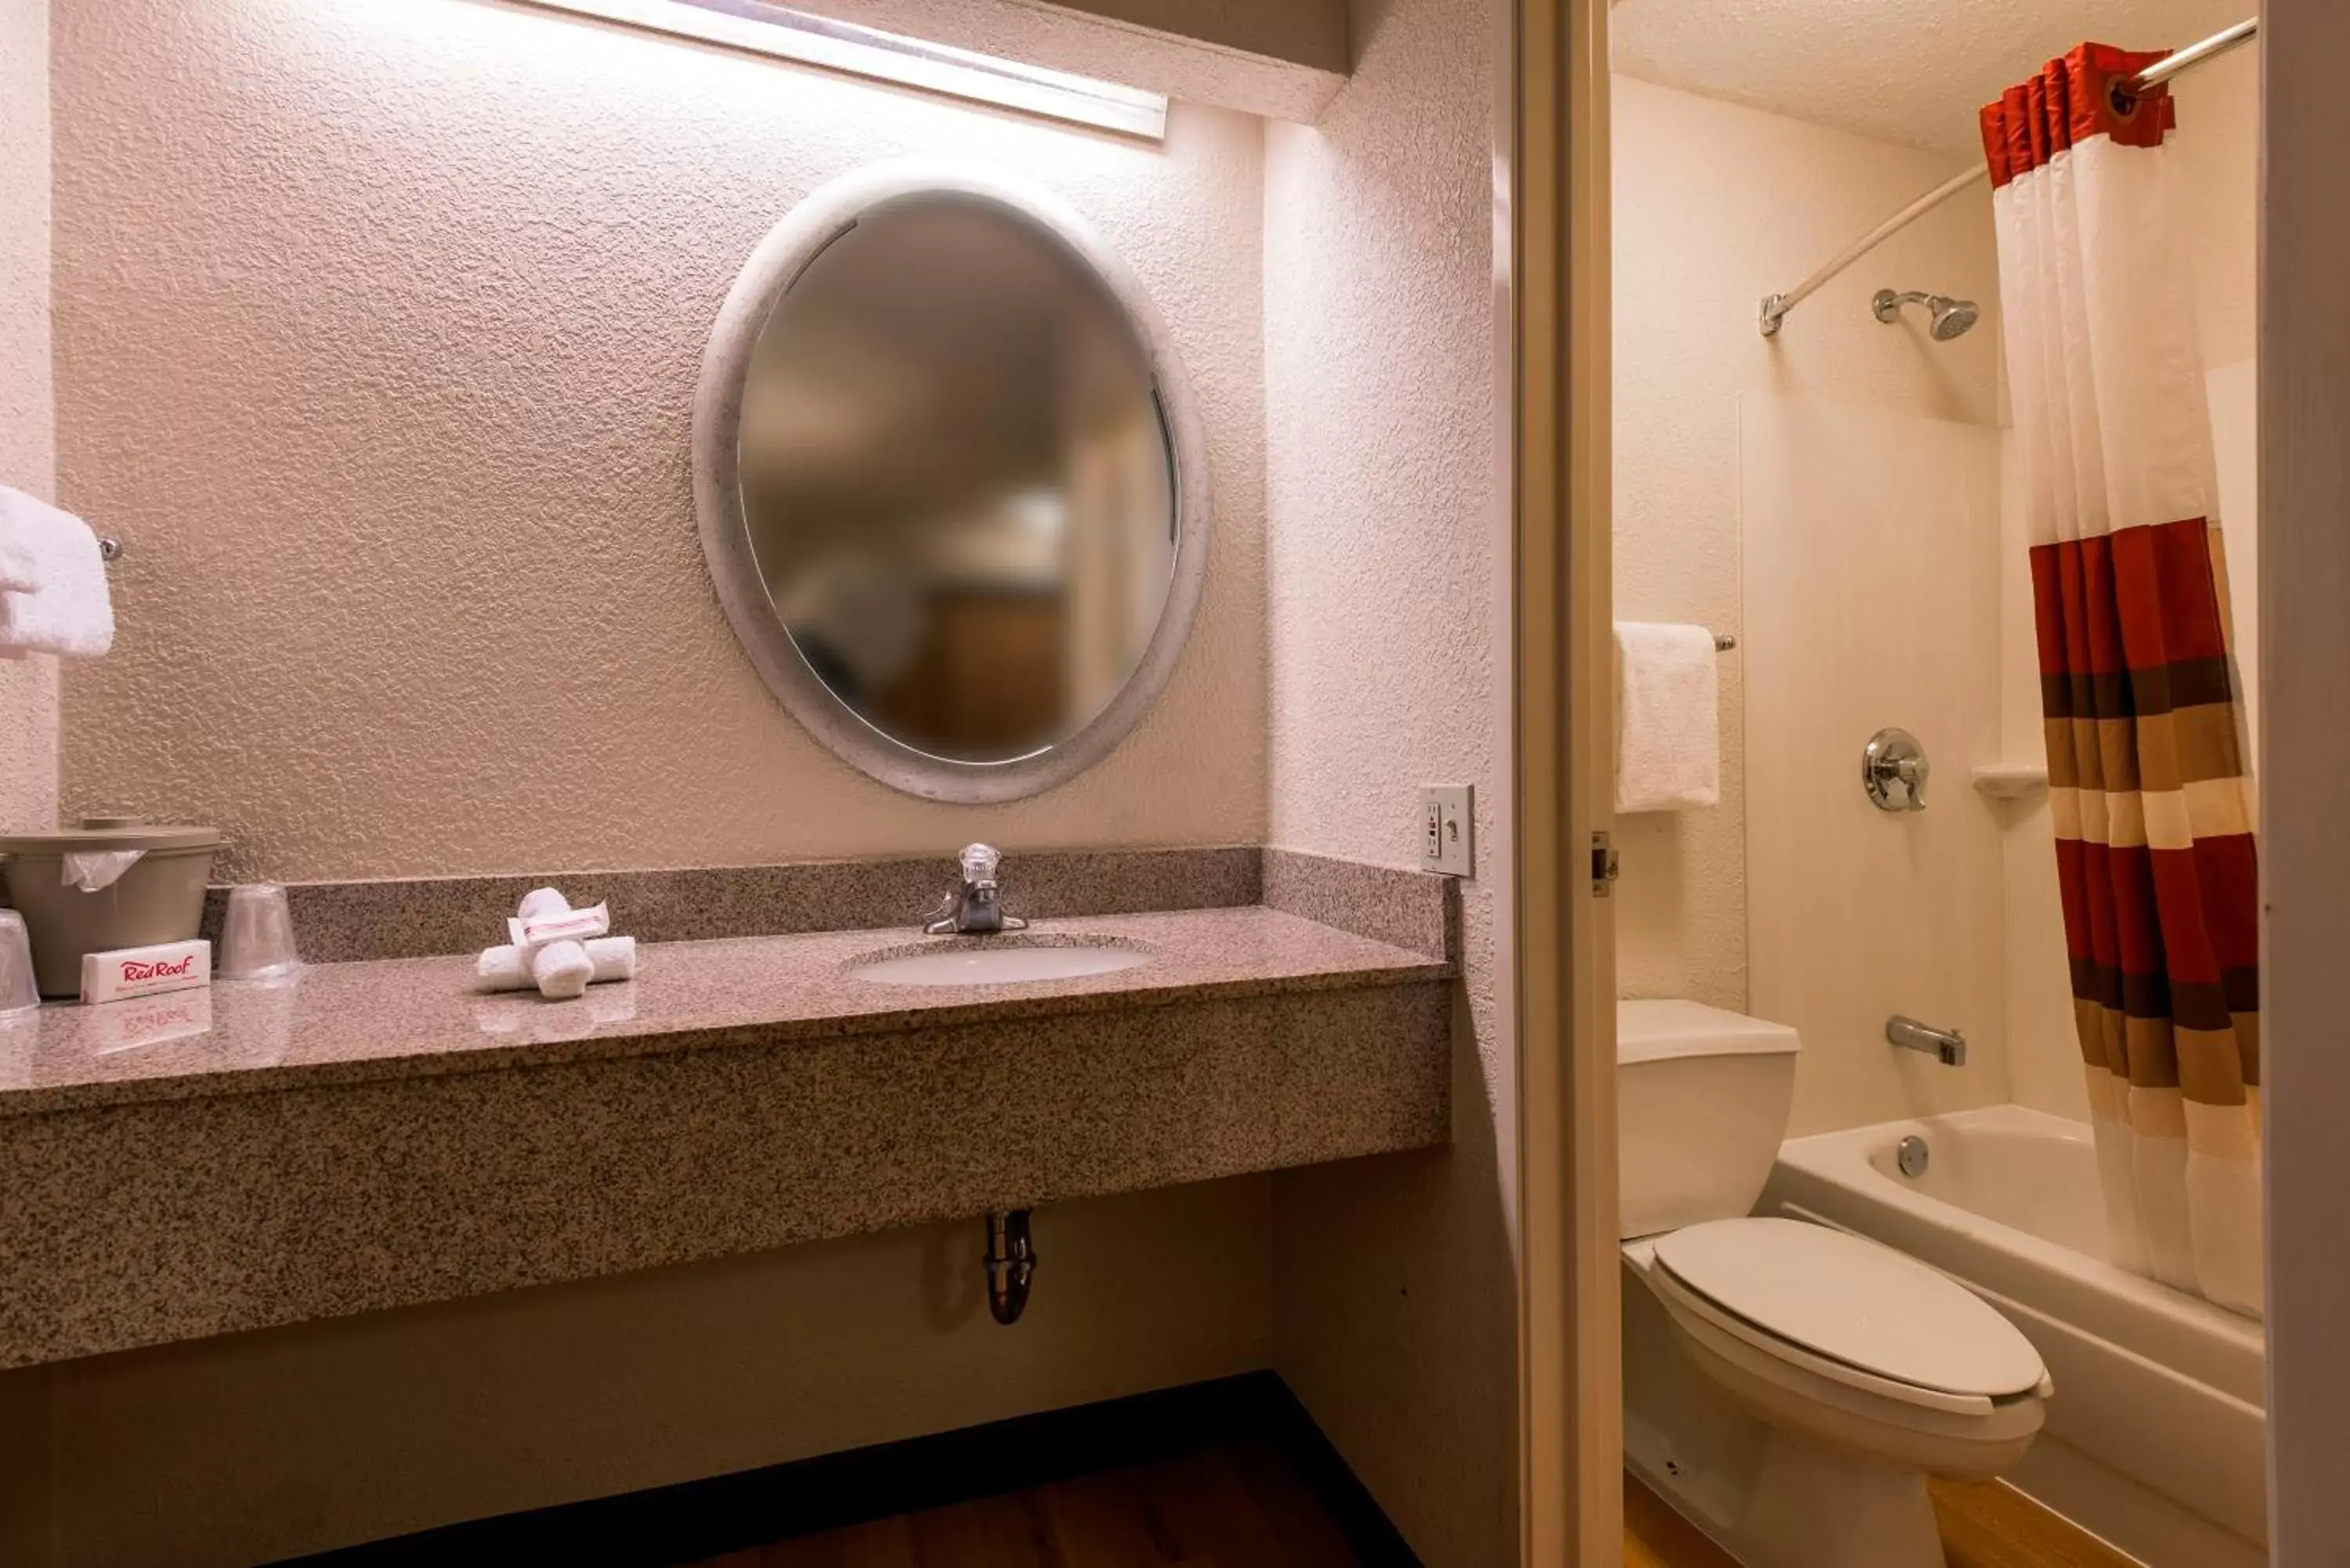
[515,0,1170,140]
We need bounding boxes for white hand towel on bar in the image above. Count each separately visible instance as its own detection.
[0,486,114,658]
[1614,621,1719,814]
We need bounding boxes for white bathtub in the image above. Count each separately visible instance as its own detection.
[1762,1106,2266,1568]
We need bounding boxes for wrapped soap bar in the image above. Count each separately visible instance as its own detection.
[508,901,610,947]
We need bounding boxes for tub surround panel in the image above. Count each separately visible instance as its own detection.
[0,905,1451,1366]
[197,846,1264,964]
[1742,396,2011,1135]
[1260,848,1456,961]
[2170,50,2259,379]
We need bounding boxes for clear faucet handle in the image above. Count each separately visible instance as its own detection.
[958,844,1003,885]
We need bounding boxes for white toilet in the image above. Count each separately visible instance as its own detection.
[1618,999,2052,1568]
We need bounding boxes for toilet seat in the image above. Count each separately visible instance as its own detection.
[1648,1218,2049,1416]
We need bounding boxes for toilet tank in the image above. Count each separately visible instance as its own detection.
[1618,999,1799,1241]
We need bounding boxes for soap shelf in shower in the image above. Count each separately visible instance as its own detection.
[1971,764,2049,801]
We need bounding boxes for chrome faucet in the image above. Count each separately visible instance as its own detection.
[925,844,1028,937]
[1887,1014,1966,1067]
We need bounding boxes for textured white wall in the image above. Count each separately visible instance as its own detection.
[1263,1,1513,1563]
[1612,75,2001,1017]
[52,0,1267,882]
[0,0,57,833]
[2173,49,2259,374]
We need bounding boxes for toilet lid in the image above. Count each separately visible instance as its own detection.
[1652,1218,2046,1399]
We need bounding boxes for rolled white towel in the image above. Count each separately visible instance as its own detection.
[516,887,569,921]
[531,939,595,1001]
[475,935,637,994]
[0,486,114,659]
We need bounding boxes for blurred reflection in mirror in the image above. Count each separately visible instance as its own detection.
[737,193,1177,764]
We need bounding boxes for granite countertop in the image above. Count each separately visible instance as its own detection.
[0,906,1452,1116]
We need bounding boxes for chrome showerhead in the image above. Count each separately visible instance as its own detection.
[1873,288,1980,341]
[1928,296,1981,339]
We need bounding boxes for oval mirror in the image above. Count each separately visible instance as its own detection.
[695,165,1210,802]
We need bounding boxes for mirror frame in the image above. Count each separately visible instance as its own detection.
[692,161,1213,803]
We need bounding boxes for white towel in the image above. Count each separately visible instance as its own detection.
[0,486,66,591]
[475,936,638,993]
[0,487,114,658]
[530,939,595,1001]
[1614,621,1720,814]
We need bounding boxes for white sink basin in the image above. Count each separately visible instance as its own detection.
[848,941,1152,988]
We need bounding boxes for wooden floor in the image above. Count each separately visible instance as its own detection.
[1625,1472,2143,1568]
[1929,1478,2142,1568]
[689,1441,1363,1567]
[691,1453,2138,1568]
[1623,1471,1740,1568]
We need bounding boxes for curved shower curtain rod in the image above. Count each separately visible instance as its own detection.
[1756,16,2258,338]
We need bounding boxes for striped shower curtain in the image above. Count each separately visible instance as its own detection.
[1983,45,2262,1318]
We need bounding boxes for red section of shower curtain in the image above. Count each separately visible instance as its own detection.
[2028,521,2261,1101]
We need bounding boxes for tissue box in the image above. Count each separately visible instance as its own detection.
[0,822,222,997]
[80,939,212,1005]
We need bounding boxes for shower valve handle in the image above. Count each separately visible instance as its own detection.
[1864,728,1930,812]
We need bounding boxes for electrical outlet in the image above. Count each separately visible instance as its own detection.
[1419,785,1473,877]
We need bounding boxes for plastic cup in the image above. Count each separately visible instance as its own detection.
[219,883,302,981]
[0,909,40,1017]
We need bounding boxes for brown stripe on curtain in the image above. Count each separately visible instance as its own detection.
[2039,653,2236,719]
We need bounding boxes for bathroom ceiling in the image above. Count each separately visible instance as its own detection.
[1611,0,2252,155]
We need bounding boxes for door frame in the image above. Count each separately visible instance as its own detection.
[1507,0,1619,1563]
[2261,0,2350,1555]
[1506,2,2350,1559]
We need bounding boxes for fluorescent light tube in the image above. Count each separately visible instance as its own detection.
[515,0,1170,140]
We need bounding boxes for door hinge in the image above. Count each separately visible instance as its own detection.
[1591,830,1619,896]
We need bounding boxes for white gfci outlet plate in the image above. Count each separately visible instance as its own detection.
[1419,785,1473,877]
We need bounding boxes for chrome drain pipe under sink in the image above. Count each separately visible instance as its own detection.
[984,1209,1037,1326]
